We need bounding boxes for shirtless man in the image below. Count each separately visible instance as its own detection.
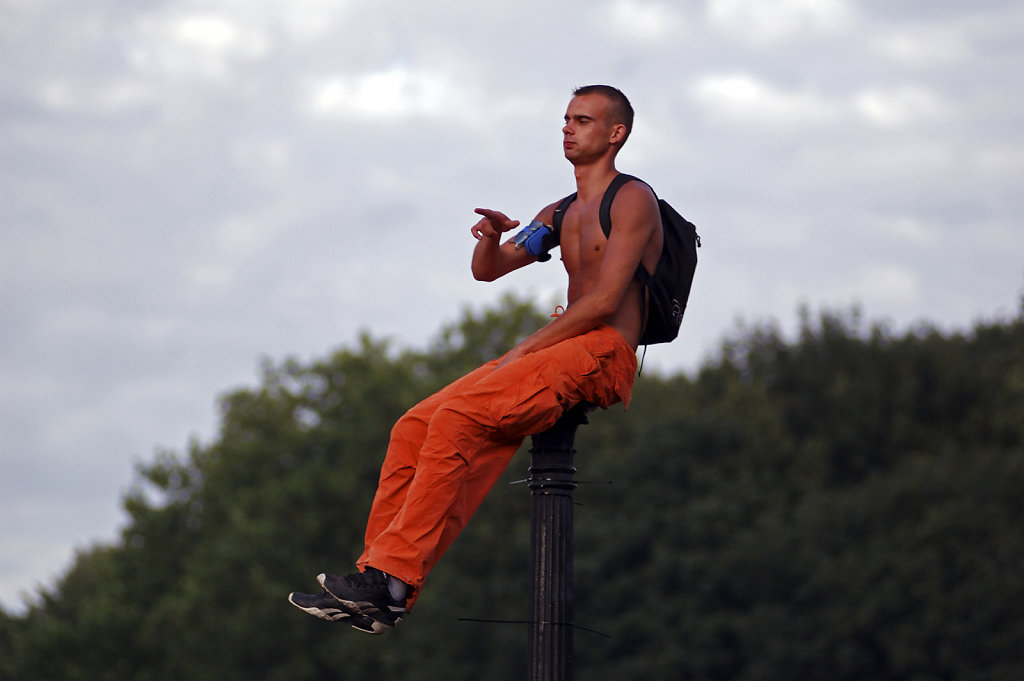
[289,85,662,634]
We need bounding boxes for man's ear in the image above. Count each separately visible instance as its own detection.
[609,123,627,145]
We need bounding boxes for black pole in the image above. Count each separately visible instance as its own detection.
[527,403,589,681]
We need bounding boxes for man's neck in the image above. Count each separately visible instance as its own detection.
[572,159,620,202]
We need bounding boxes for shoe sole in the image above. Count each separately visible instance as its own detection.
[317,573,404,633]
[289,590,386,634]
[288,592,352,622]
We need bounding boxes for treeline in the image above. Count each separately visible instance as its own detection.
[2,295,1022,681]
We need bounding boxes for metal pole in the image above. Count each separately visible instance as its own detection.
[527,404,589,681]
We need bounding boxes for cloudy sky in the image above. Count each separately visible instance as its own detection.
[2,0,1022,612]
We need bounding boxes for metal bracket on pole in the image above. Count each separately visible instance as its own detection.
[527,403,590,681]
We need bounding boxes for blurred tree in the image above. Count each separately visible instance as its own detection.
[2,295,1022,681]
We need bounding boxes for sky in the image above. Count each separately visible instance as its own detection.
[2,0,1022,613]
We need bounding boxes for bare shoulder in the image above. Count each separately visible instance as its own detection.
[610,179,660,233]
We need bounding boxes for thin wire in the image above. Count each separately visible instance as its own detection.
[457,618,611,638]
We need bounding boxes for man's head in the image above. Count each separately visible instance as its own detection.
[562,85,634,166]
[572,85,634,147]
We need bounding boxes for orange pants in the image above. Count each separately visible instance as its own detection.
[356,324,637,604]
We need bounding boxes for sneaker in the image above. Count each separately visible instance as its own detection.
[318,568,407,631]
[287,590,387,635]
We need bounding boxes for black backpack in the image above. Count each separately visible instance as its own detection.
[551,174,700,345]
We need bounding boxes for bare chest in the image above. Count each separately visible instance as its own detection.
[559,201,607,283]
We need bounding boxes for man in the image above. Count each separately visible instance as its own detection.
[289,85,663,634]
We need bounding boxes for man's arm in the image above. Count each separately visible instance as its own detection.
[470,204,559,281]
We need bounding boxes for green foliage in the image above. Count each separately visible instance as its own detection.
[3,295,1023,681]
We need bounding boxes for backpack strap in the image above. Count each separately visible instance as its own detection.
[597,173,639,240]
[598,173,657,362]
[551,192,577,241]
[599,173,652,282]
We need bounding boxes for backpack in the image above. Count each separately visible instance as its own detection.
[551,174,700,345]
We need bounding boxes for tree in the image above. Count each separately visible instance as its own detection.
[3,296,1023,681]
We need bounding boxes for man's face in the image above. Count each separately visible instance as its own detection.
[562,94,617,164]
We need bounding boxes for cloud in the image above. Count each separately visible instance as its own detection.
[854,264,922,307]
[603,0,688,43]
[867,215,937,246]
[304,67,468,122]
[690,73,841,129]
[706,0,855,45]
[845,139,957,181]
[35,78,154,116]
[969,146,1024,178]
[3,0,1024,616]
[870,25,971,68]
[128,11,271,81]
[855,85,955,129]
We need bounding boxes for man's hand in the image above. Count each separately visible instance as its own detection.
[471,208,519,240]
[495,345,526,369]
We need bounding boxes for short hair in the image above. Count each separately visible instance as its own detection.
[573,85,634,145]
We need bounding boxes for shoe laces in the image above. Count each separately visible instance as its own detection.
[347,568,387,590]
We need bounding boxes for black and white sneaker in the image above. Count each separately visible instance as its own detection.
[318,568,407,631]
[287,590,386,635]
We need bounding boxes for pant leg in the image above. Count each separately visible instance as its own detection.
[363,325,637,592]
[357,360,499,566]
